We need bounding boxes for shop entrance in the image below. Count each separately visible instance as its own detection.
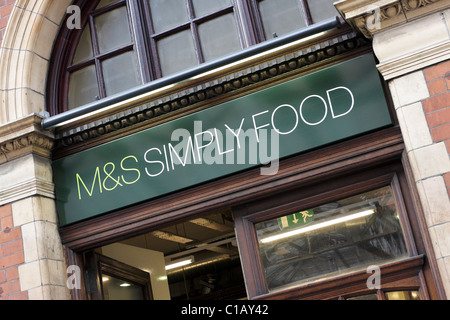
[83,209,246,300]
[64,128,445,300]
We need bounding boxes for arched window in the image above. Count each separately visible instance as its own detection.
[48,0,338,114]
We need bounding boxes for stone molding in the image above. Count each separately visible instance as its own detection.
[0,114,55,206]
[0,114,54,165]
[335,0,449,39]
[0,0,71,125]
[336,0,450,80]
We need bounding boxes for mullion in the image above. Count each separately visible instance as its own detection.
[247,0,267,43]
[186,0,204,64]
[117,0,143,86]
[232,0,251,49]
[89,14,107,99]
[141,0,164,79]
[128,0,153,82]
[299,0,313,26]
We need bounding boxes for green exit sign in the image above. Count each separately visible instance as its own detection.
[278,210,315,230]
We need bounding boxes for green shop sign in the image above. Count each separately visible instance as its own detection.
[53,54,392,226]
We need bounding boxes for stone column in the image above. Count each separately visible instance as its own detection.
[0,0,72,300]
[336,0,450,298]
[0,115,69,299]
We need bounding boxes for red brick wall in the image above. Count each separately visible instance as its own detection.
[0,204,27,300]
[0,0,15,47]
[423,60,450,198]
[1,0,29,300]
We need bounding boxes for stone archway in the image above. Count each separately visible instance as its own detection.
[0,0,71,124]
[0,0,72,300]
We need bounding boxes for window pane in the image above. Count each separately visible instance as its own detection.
[308,0,338,24]
[258,0,307,39]
[97,0,119,8]
[256,186,408,292]
[192,0,231,17]
[157,30,197,76]
[149,0,189,33]
[385,291,420,300]
[347,294,378,300]
[102,274,145,300]
[198,13,241,62]
[95,6,132,53]
[68,65,99,109]
[73,25,93,64]
[102,51,140,96]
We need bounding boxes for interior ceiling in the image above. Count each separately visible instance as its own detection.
[119,209,239,261]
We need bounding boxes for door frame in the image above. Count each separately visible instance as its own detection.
[83,252,153,300]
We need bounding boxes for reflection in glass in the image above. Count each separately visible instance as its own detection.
[192,0,231,17]
[256,186,408,291]
[386,291,420,300]
[198,13,241,62]
[73,26,93,64]
[102,275,145,300]
[157,30,198,76]
[68,65,99,109]
[258,0,307,39]
[95,6,132,53]
[149,0,189,33]
[347,293,378,300]
[308,0,338,24]
[102,51,139,96]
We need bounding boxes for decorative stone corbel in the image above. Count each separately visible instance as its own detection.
[335,0,450,79]
[334,0,448,39]
[0,114,55,205]
[0,114,54,165]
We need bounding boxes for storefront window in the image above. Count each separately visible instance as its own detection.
[345,290,420,300]
[85,209,246,300]
[385,290,420,300]
[255,186,408,291]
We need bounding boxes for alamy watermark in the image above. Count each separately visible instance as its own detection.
[163,121,280,176]
[366,265,381,290]
[67,265,82,290]
[365,4,382,31]
[66,5,81,30]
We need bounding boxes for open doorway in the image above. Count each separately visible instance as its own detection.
[84,209,246,300]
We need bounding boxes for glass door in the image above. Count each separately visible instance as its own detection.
[84,253,153,300]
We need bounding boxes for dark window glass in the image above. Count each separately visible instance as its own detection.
[256,186,408,291]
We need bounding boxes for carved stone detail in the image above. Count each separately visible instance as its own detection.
[0,115,54,164]
[335,0,449,39]
[402,0,442,11]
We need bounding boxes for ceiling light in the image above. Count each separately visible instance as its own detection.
[260,209,375,244]
[165,256,194,271]
[120,283,131,287]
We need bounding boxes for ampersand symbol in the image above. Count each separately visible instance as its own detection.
[103,162,123,191]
